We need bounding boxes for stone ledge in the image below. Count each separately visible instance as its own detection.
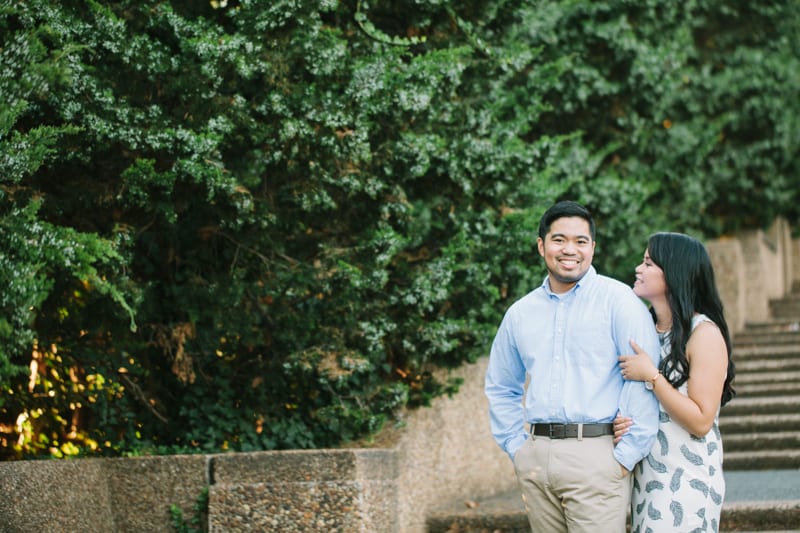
[212,448,398,484]
[0,454,209,533]
[209,479,396,533]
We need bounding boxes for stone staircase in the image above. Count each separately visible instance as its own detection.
[721,316,800,471]
[426,289,800,532]
[714,289,800,532]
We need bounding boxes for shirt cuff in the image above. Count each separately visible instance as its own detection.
[506,433,528,460]
[612,442,637,471]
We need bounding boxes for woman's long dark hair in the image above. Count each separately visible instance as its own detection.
[648,232,736,406]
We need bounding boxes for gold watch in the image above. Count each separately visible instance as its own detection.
[644,372,661,391]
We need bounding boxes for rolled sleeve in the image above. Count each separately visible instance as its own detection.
[485,316,528,460]
[614,377,660,470]
[613,304,661,470]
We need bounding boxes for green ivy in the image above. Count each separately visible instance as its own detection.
[0,0,797,459]
[170,486,209,533]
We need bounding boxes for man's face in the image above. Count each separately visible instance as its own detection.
[537,216,595,294]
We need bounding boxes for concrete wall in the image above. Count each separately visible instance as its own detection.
[706,236,747,334]
[392,357,516,532]
[793,231,800,289]
[706,217,798,333]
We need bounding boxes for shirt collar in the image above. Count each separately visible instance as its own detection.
[541,265,597,297]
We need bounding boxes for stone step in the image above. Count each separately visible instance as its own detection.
[741,319,800,334]
[769,293,800,307]
[735,358,800,374]
[770,301,800,318]
[723,431,800,452]
[720,500,800,532]
[770,292,800,303]
[719,413,800,433]
[425,490,800,532]
[723,449,800,470]
[735,381,800,397]
[734,344,800,359]
[772,291,800,300]
[721,395,800,416]
[719,414,800,435]
[735,330,800,346]
[734,370,800,386]
[427,501,529,533]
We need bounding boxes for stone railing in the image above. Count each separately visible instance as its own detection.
[1,219,797,532]
[0,355,516,533]
[706,217,799,334]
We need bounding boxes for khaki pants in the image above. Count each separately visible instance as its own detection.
[513,434,631,533]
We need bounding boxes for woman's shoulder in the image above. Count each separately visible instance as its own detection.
[691,313,715,331]
[687,313,727,365]
[688,313,724,346]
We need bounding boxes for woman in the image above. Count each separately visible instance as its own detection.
[616,232,736,533]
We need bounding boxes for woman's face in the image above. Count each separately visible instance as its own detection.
[633,248,667,302]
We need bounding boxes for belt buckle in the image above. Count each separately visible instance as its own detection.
[549,424,566,439]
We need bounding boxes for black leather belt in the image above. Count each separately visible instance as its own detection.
[531,423,614,439]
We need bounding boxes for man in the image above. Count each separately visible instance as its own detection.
[485,200,660,532]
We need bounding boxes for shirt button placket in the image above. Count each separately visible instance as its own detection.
[549,298,566,413]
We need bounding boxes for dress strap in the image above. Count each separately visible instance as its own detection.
[691,313,716,332]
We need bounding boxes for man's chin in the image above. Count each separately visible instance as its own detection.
[553,271,586,284]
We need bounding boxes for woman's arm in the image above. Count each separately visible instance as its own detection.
[619,322,728,437]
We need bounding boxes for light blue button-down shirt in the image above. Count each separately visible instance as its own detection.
[485,266,661,471]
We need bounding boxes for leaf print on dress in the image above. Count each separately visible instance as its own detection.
[646,453,668,473]
[690,509,708,532]
[670,467,684,492]
[689,478,709,497]
[694,507,717,533]
[656,429,669,456]
[647,501,662,520]
[645,480,664,493]
[670,500,684,527]
[707,441,718,455]
[681,444,704,466]
[636,498,647,515]
[710,486,723,505]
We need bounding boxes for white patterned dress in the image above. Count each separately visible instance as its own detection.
[630,314,725,533]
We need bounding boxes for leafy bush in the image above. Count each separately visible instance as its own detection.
[1,0,798,459]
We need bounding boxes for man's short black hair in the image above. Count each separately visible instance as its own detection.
[537,201,596,241]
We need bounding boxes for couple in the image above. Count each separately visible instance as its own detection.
[485,201,736,532]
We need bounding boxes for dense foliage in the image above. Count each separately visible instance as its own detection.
[1,0,798,459]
